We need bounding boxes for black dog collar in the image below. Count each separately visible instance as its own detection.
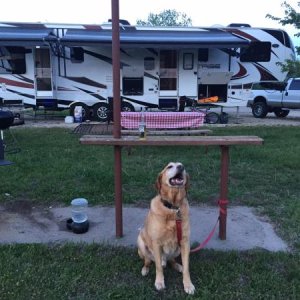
[161,198,179,211]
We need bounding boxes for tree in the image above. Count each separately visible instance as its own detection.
[266,1,300,77]
[136,9,192,26]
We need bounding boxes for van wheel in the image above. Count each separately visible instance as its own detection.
[69,103,90,121]
[252,101,268,118]
[274,108,289,118]
[93,102,110,122]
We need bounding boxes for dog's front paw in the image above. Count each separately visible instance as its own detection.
[184,282,195,295]
[155,280,165,291]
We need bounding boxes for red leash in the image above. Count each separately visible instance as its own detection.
[176,215,219,253]
[176,219,182,244]
[175,201,223,252]
[190,217,219,253]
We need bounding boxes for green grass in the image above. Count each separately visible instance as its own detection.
[0,126,299,299]
[0,244,298,299]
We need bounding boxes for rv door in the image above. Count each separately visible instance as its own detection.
[34,47,53,98]
[178,50,198,98]
[159,50,178,97]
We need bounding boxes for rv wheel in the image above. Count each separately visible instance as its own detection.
[93,102,110,122]
[121,102,135,112]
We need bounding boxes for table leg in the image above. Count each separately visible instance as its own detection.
[219,145,229,240]
[114,145,123,237]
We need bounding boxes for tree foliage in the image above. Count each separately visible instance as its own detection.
[136,9,192,26]
[266,1,300,77]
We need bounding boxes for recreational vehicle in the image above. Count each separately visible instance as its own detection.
[0,21,295,121]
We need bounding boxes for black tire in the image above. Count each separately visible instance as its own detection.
[121,102,135,112]
[205,112,219,124]
[252,101,268,118]
[69,103,90,121]
[92,102,110,122]
[274,108,289,118]
[219,112,229,124]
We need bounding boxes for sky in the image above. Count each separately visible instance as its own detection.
[0,0,299,45]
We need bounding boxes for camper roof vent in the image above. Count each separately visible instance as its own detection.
[228,23,251,28]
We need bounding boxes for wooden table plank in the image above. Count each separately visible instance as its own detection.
[80,135,264,146]
[121,129,212,136]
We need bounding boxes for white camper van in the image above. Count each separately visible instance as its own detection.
[0,21,295,121]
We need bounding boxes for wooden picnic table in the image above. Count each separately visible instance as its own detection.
[80,135,263,241]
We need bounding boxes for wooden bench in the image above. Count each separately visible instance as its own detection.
[80,135,264,240]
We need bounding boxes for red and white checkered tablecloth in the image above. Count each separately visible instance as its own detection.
[121,112,205,129]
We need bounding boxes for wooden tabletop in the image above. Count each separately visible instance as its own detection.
[80,135,264,146]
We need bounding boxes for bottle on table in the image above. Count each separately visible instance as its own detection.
[139,107,147,140]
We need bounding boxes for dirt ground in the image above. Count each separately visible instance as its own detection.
[18,106,300,128]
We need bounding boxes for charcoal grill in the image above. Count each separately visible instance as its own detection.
[0,110,14,130]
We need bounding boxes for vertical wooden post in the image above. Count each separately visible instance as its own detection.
[111,0,123,237]
[219,145,229,240]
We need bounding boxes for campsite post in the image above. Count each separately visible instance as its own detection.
[219,146,229,240]
[112,0,123,237]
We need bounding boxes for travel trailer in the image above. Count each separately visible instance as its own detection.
[0,21,296,121]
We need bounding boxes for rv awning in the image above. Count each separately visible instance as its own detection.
[60,28,250,48]
[0,28,57,46]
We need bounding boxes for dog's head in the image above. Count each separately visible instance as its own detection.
[155,162,189,193]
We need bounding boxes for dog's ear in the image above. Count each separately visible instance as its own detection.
[155,172,163,193]
[185,173,190,192]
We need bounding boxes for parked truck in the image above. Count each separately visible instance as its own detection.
[247,78,300,118]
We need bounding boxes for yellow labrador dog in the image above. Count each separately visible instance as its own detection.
[137,162,195,294]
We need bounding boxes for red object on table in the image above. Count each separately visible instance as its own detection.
[121,112,205,129]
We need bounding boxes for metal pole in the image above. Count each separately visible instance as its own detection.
[219,145,229,240]
[111,0,123,237]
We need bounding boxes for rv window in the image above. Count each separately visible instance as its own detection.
[160,50,177,68]
[123,77,144,95]
[70,47,84,63]
[240,42,271,62]
[198,49,209,62]
[0,47,26,74]
[144,57,155,70]
[183,53,194,70]
[264,29,284,45]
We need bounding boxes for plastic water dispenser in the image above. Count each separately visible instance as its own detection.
[66,198,89,234]
[71,198,88,223]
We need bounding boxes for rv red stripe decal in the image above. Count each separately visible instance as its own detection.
[0,77,33,88]
[225,29,259,42]
[231,63,248,80]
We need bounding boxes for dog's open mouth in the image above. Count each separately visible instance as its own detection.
[169,173,184,186]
